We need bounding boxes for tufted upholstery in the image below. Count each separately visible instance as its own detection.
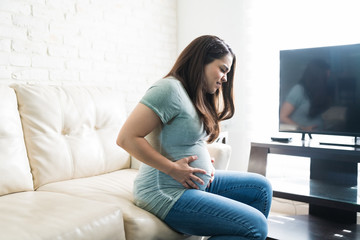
[0,86,33,196]
[13,84,131,189]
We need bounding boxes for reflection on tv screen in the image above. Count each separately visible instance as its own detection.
[279,43,360,137]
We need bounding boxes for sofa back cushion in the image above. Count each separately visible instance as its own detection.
[13,84,130,189]
[0,86,33,196]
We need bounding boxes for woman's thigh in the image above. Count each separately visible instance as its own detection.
[207,170,272,217]
[164,171,272,240]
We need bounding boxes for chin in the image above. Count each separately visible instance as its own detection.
[207,89,217,94]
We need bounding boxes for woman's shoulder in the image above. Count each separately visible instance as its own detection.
[149,77,185,96]
[153,77,182,89]
[142,77,184,103]
[291,83,303,90]
[286,84,306,105]
[289,84,305,96]
[141,77,185,124]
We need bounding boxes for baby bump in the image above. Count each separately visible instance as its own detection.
[172,144,212,190]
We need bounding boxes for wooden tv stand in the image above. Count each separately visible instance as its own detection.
[248,140,360,240]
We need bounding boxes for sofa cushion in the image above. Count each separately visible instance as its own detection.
[12,84,130,188]
[0,86,33,196]
[0,191,125,240]
[38,169,189,240]
[206,142,231,170]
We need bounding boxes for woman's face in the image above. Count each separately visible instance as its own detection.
[204,54,233,94]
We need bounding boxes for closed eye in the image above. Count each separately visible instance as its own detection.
[221,65,229,73]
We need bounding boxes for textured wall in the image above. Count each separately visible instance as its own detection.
[0,0,177,112]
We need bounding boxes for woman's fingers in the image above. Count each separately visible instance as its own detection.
[186,156,207,175]
[173,155,209,189]
[184,178,198,189]
[186,155,198,163]
[190,173,204,186]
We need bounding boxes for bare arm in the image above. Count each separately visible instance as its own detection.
[116,103,206,189]
[279,102,298,126]
[280,101,318,131]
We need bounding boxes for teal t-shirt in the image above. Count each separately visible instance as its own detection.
[285,84,323,129]
[133,77,212,220]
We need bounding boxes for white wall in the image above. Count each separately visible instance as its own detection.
[0,0,177,113]
[2,0,360,172]
[178,0,360,171]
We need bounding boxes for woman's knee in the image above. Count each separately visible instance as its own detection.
[250,214,268,240]
[248,173,273,216]
[258,174,273,204]
[252,173,272,193]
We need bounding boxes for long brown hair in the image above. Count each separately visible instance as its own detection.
[300,58,331,118]
[165,35,236,143]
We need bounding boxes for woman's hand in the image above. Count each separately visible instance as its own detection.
[168,155,207,189]
[207,157,215,187]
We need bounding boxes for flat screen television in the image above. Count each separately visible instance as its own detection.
[279,43,360,145]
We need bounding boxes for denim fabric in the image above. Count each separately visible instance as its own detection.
[163,170,272,240]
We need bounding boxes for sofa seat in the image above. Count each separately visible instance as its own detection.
[0,191,125,240]
[37,169,188,240]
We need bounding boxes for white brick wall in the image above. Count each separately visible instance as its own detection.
[0,0,177,112]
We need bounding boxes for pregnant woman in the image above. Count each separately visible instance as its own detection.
[116,35,272,240]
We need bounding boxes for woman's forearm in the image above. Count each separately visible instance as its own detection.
[117,134,174,175]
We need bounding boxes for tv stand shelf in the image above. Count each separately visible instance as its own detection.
[271,178,359,211]
[248,140,360,240]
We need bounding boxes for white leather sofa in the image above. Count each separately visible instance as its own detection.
[0,84,232,240]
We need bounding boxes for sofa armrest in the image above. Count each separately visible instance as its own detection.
[130,156,141,169]
[207,143,232,170]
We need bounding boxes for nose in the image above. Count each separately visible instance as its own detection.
[221,74,227,82]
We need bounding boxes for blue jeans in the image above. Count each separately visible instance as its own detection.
[163,170,272,240]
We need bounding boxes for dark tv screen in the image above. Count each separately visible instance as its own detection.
[279,43,360,137]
